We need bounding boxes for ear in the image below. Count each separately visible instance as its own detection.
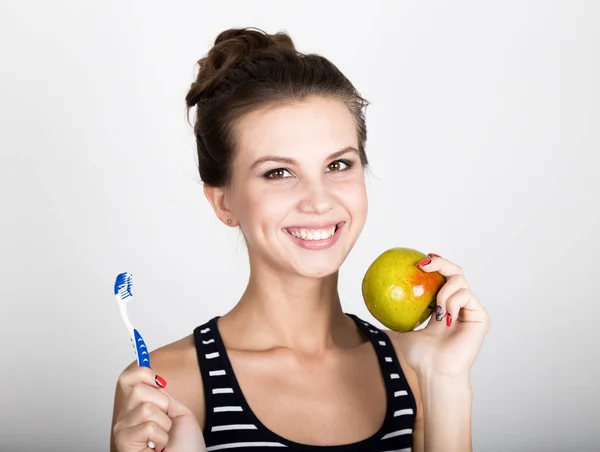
[203,184,237,227]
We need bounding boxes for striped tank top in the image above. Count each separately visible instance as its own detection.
[193,313,417,451]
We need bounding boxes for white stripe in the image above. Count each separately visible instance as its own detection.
[381,429,413,440]
[209,370,226,376]
[378,341,386,346]
[206,442,287,451]
[385,357,392,362]
[214,406,243,413]
[206,352,220,359]
[203,339,215,344]
[394,408,414,417]
[211,424,258,432]
[394,390,408,397]
[212,388,234,394]
[370,329,379,334]
[201,327,211,334]
[390,373,400,379]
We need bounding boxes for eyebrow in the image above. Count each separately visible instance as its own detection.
[249,146,359,170]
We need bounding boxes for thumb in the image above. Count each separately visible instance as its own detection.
[161,389,194,419]
[161,391,206,452]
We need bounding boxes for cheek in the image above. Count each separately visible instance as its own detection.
[333,176,368,216]
[348,186,368,218]
[236,185,293,224]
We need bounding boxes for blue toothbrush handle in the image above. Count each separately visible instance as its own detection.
[133,329,151,368]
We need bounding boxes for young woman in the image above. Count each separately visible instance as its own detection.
[110,27,490,452]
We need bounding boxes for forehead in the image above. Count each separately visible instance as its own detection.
[234,96,358,161]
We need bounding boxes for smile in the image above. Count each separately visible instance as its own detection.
[286,225,337,241]
[283,222,345,250]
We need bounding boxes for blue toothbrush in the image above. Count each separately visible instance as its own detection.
[113,272,151,368]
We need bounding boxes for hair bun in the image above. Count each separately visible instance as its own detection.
[214,27,295,51]
[186,27,295,108]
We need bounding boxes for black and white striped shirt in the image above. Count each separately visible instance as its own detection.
[193,313,416,451]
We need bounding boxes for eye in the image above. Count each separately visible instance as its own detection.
[263,168,292,180]
[326,159,353,172]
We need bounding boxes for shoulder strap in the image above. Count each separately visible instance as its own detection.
[193,317,233,434]
[347,313,418,422]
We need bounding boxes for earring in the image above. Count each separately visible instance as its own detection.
[227,219,232,225]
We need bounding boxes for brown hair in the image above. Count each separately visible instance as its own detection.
[185,27,369,187]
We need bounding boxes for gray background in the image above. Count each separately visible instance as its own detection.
[1,0,598,451]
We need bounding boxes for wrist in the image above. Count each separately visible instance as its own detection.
[417,369,472,386]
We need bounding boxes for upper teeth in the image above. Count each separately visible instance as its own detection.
[288,226,336,241]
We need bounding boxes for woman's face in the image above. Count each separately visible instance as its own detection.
[225,95,368,278]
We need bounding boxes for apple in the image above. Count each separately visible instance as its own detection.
[361,247,446,332]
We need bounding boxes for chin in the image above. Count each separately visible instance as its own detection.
[297,266,339,279]
[287,254,348,279]
[280,221,358,274]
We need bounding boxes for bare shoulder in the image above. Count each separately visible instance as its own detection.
[153,334,206,425]
[382,329,423,421]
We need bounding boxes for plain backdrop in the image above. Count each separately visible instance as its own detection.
[1,1,598,451]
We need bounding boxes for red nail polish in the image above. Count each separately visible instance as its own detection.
[427,253,441,258]
[155,375,167,388]
[446,313,452,327]
[417,258,431,267]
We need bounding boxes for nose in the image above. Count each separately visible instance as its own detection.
[297,180,334,215]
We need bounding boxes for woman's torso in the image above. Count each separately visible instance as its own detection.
[179,313,418,451]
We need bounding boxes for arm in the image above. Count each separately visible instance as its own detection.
[419,373,472,452]
[399,254,488,451]
[387,331,472,452]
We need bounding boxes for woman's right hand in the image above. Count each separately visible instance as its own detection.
[112,366,206,452]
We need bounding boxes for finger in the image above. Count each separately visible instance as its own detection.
[456,308,487,323]
[124,382,171,415]
[118,367,168,395]
[417,255,474,323]
[113,421,169,452]
[120,379,195,424]
[430,274,470,320]
[446,288,489,326]
[115,401,173,434]
[417,254,465,279]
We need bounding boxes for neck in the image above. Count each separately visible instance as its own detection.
[221,260,356,354]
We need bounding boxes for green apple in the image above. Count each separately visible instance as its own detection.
[362,247,446,332]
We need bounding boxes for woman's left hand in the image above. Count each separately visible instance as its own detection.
[399,254,491,379]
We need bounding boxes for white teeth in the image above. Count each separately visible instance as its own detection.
[288,226,336,241]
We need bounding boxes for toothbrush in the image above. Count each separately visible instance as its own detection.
[113,272,151,368]
[114,272,156,449]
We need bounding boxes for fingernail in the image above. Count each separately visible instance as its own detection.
[427,253,441,258]
[435,305,444,321]
[446,313,452,327]
[155,375,167,388]
[417,258,431,267]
